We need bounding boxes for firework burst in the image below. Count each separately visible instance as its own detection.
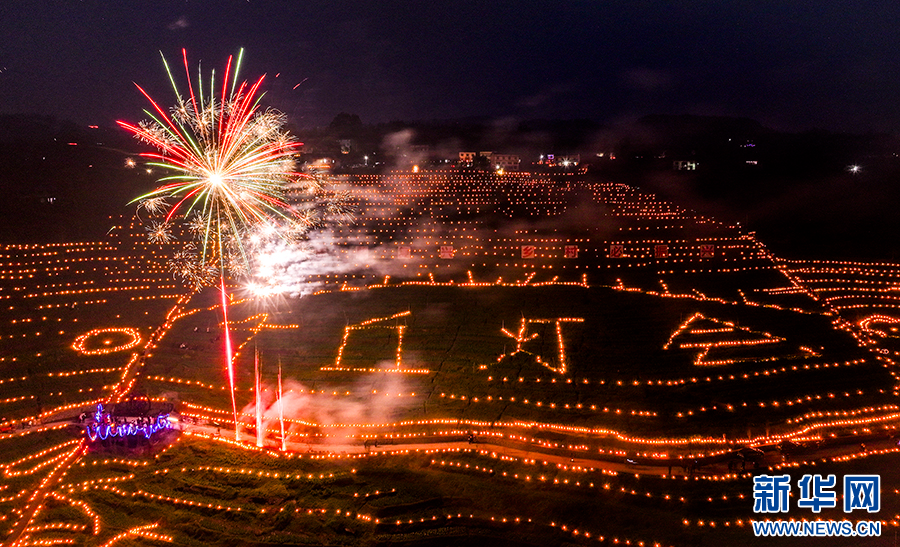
[120,49,351,441]
[117,48,334,286]
[146,221,173,244]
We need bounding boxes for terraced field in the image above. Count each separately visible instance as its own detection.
[1,172,898,546]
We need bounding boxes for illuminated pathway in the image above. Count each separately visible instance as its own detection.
[180,421,668,475]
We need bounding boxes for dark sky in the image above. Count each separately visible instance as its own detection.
[3,0,900,132]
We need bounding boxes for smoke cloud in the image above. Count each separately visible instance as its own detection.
[239,375,414,445]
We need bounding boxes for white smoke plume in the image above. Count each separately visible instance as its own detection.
[246,229,423,298]
[238,375,413,446]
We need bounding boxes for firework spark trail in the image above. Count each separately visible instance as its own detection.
[221,277,238,441]
[278,359,285,451]
[255,347,263,448]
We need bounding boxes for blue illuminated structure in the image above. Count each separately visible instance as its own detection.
[84,403,172,441]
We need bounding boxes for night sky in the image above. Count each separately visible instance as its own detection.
[2,1,900,132]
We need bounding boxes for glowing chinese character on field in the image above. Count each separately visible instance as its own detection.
[497,317,584,375]
[333,311,411,369]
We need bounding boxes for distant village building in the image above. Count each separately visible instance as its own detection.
[26,184,58,205]
[537,154,579,168]
[459,151,477,165]
[459,151,520,171]
[492,154,520,171]
[673,160,698,171]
